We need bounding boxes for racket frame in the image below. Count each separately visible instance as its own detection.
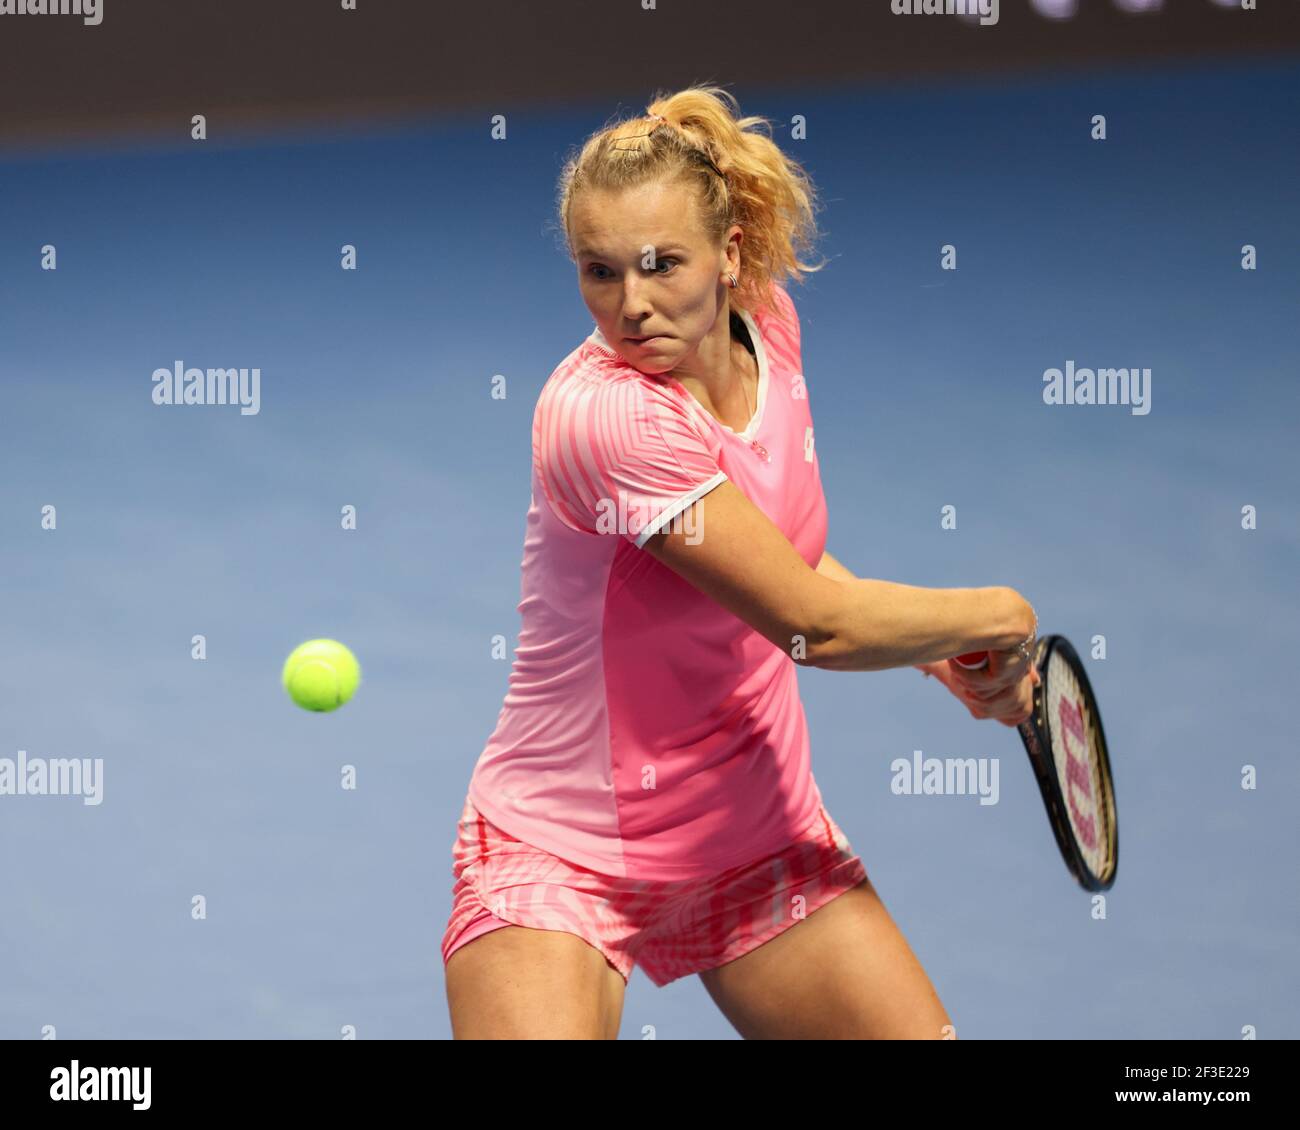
[1016,634,1119,892]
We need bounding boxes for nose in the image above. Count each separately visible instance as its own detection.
[618,276,655,324]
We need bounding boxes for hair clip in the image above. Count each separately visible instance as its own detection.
[609,114,727,183]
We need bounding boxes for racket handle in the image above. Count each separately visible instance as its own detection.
[952,651,990,670]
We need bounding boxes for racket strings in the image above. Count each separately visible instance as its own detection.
[1045,652,1115,881]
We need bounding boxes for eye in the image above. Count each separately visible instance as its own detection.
[585,259,677,280]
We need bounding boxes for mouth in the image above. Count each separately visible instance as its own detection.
[627,335,667,344]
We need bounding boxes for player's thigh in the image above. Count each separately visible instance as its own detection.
[697,878,953,1039]
[445,924,626,1039]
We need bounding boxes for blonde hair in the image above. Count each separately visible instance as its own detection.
[555,84,827,325]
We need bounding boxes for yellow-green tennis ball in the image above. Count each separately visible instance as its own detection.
[281,639,360,712]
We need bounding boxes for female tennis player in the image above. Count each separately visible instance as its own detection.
[441,85,1039,1039]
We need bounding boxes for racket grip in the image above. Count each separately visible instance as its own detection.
[952,651,990,670]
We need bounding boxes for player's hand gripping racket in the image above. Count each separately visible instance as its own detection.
[952,637,1118,891]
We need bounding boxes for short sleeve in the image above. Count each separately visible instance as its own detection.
[534,372,727,547]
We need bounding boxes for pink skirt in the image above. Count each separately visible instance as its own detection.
[441,792,869,988]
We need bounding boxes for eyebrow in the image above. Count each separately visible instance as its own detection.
[576,245,689,260]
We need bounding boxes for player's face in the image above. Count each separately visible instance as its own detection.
[570,181,737,375]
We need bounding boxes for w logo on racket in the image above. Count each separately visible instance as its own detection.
[1057,696,1097,851]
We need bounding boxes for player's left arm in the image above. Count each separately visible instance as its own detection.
[815,550,944,680]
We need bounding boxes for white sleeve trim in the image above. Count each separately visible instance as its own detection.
[632,471,728,548]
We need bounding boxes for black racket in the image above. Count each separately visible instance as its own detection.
[953,635,1118,891]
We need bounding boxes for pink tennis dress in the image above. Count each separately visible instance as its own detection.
[442,283,868,986]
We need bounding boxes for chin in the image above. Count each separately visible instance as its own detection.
[625,358,674,378]
[620,344,677,373]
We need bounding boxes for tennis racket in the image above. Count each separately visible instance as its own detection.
[952,636,1118,892]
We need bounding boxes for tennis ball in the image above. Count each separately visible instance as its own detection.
[281,639,360,712]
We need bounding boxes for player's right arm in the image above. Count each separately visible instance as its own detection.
[641,478,1034,673]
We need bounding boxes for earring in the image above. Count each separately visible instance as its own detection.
[727,273,737,288]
